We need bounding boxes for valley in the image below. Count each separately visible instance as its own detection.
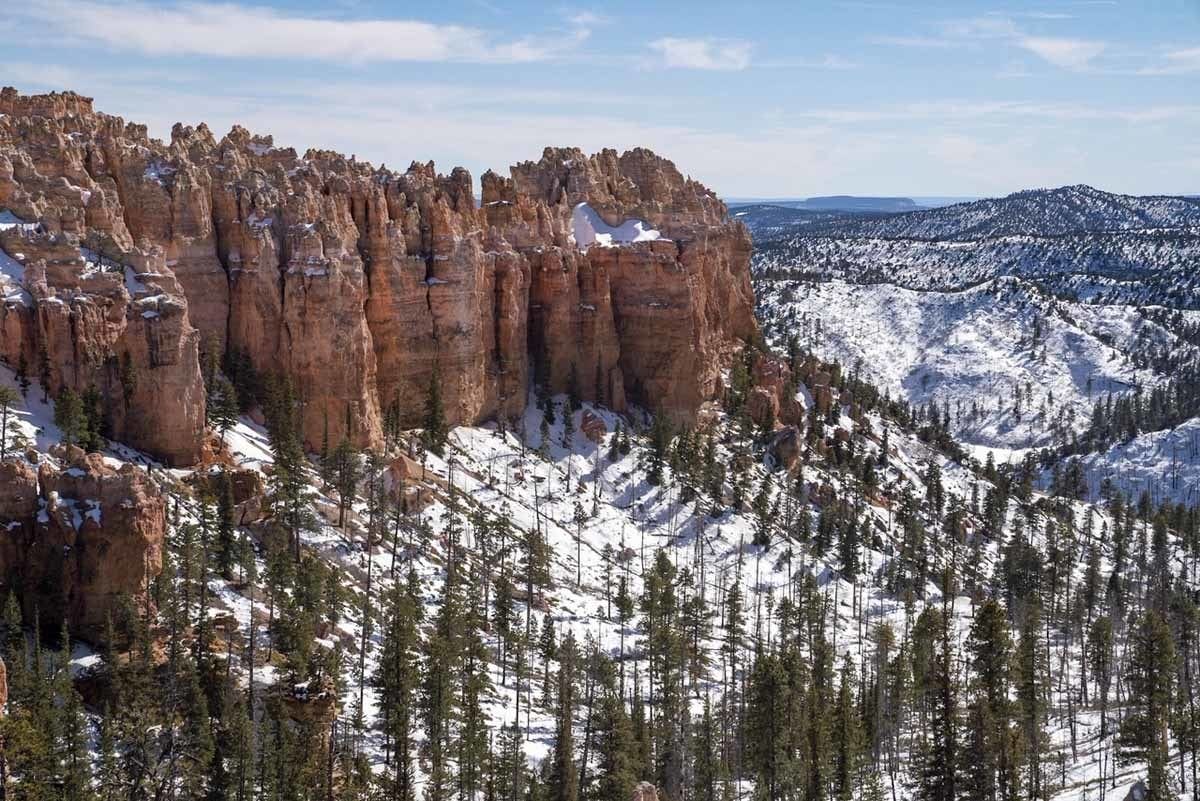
[0,88,1196,801]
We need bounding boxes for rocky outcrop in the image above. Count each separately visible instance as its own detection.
[0,450,165,642]
[631,783,659,801]
[0,88,759,456]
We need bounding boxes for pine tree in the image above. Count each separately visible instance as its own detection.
[548,632,580,801]
[1089,615,1114,740]
[595,667,639,801]
[209,374,240,444]
[79,384,105,451]
[423,368,448,456]
[647,411,671,487]
[215,470,238,580]
[832,659,864,801]
[0,385,26,460]
[53,386,86,447]
[919,621,958,801]
[1118,610,1177,801]
[15,352,30,397]
[374,569,423,801]
[965,598,1018,801]
[37,340,51,403]
[495,723,527,801]
[1015,604,1047,801]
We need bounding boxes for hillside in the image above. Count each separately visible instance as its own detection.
[797,184,1200,241]
[751,185,1200,500]
[0,90,1197,801]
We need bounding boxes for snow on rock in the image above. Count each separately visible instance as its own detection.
[571,202,662,249]
[1,248,29,305]
[0,210,39,233]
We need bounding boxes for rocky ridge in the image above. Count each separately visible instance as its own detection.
[0,88,757,464]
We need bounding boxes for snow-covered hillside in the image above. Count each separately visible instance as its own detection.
[754,277,1196,450]
[749,185,1200,487]
[800,185,1200,242]
[3,322,1200,801]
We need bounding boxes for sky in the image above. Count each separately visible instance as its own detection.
[2,0,1199,199]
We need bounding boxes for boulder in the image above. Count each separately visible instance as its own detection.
[747,386,779,430]
[632,783,658,801]
[580,410,608,443]
[770,426,803,472]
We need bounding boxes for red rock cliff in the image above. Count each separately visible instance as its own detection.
[0,449,165,641]
[0,88,758,458]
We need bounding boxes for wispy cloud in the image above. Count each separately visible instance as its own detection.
[875,14,1106,70]
[1137,46,1200,75]
[1017,36,1105,68]
[792,100,1200,125]
[12,0,579,64]
[758,54,859,70]
[868,34,963,49]
[647,37,753,71]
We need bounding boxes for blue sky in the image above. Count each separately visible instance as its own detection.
[3,0,1199,198]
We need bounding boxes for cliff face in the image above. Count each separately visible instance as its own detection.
[0,88,757,460]
[0,449,165,641]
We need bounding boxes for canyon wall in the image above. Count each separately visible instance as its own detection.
[0,88,758,463]
[0,449,165,641]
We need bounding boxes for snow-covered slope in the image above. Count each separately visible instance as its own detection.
[755,277,1195,450]
[750,184,1200,457]
[802,184,1200,241]
[2,350,1196,801]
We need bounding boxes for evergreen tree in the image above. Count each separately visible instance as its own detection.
[53,386,86,447]
[423,368,448,456]
[1118,611,1177,801]
[548,632,580,801]
[0,385,26,460]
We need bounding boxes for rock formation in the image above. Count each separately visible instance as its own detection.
[0,88,758,462]
[0,448,165,641]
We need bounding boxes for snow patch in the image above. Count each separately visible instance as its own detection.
[570,202,662,250]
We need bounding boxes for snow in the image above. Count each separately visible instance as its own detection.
[1064,416,1200,506]
[124,265,149,296]
[223,417,275,471]
[0,364,66,453]
[570,202,662,249]
[756,277,1157,449]
[142,160,175,184]
[0,247,30,306]
[0,348,1189,801]
[0,210,39,233]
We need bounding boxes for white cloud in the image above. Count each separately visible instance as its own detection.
[13,0,568,64]
[880,15,1107,71]
[1138,46,1200,75]
[867,35,963,49]
[648,38,753,71]
[1017,36,1105,69]
[759,54,859,70]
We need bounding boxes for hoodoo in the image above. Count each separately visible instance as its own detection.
[0,88,757,464]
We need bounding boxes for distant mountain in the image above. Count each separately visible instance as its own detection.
[728,195,925,213]
[748,184,1200,302]
[731,203,893,239]
[810,184,1200,241]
